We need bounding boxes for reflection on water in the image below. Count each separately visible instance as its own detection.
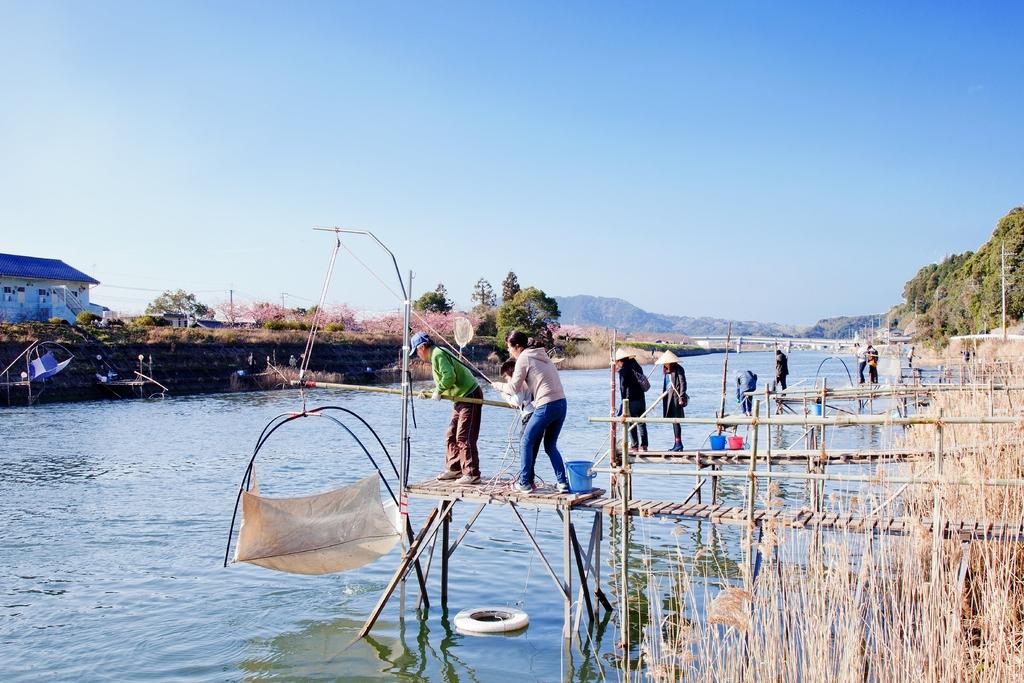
[1,351,909,681]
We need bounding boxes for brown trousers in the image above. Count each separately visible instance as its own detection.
[444,386,482,477]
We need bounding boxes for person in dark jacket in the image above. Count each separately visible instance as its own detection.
[615,348,648,451]
[736,370,757,416]
[657,350,687,451]
[774,349,789,391]
[866,344,879,384]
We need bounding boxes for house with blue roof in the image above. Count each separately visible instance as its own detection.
[0,253,105,323]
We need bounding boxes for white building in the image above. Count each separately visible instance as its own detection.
[0,252,104,323]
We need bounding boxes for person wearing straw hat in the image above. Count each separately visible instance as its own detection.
[615,348,649,452]
[657,350,688,452]
[411,332,482,485]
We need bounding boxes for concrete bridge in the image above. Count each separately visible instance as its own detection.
[689,335,907,353]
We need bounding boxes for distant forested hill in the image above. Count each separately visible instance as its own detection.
[555,294,878,339]
[892,206,1024,343]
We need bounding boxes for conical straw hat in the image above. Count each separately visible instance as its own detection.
[655,350,680,365]
[613,348,637,361]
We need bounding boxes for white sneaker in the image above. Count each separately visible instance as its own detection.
[512,481,534,493]
[556,482,570,494]
[455,474,481,485]
[436,470,461,481]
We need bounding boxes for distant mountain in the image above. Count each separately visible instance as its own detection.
[555,294,879,339]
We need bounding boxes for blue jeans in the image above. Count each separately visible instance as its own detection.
[519,398,568,487]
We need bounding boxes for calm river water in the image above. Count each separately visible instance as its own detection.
[2,351,895,681]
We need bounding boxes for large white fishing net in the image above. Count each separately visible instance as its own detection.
[234,473,401,575]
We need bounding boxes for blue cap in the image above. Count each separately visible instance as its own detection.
[409,332,431,358]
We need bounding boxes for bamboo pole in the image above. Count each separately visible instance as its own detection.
[588,465,1024,488]
[717,322,733,433]
[747,399,760,522]
[590,414,1022,427]
[618,404,631,679]
[293,379,515,409]
[933,408,944,571]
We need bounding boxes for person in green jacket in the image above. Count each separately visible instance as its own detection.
[411,332,482,484]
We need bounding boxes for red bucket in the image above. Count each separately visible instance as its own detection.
[726,436,745,450]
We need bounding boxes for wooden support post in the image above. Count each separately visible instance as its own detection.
[933,408,944,572]
[440,507,450,605]
[609,330,619,496]
[747,400,760,522]
[446,502,486,558]
[563,506,573,642]
[416,504,443,610]
[358,503,449,639]
[566,517,595,625]
[614,456,630,679]
[594,512,604,613]
[764,385,773,485]
[508,503,570,602]
[694,450,702,504]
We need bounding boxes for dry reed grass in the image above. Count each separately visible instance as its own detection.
[624,339,1024,681]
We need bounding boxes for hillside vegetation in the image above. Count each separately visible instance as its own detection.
[893,206,1024,344]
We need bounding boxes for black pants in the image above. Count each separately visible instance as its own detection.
[776,375,787,391]
[868,364,878,384]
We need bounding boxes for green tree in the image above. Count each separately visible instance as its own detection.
[413,283,453,313]
[470,278,497,313]
[476,309,498,337]
[496,286,561,347]
[501,271,521,303]
[145,289,211,323]
[75,311,101,326]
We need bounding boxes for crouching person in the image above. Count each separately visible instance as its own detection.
[411,332,482,485]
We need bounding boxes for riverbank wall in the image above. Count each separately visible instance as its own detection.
[0,323,713,406]
[0,332,500,406]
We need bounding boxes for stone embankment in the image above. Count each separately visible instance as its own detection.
[0,333,499,406]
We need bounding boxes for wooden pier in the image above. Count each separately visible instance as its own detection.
[357,477,613,642]
[577,498,1024,541]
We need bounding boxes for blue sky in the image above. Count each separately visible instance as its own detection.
[1,2,1021,324]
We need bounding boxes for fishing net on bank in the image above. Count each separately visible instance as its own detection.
[233,473,401,575]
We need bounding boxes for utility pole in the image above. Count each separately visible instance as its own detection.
[229,288,234,323]
[1001,241,1007,341]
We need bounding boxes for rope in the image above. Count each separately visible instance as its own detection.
[337,238,498,383]
[299,237,341,383]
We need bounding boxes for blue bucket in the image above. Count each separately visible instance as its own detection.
[709,435,727,450]
[566,460,595,493]
[811,404,822,416]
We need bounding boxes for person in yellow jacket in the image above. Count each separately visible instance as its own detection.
[411,332,482,484]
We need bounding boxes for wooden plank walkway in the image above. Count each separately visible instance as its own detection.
[407,478,605,508]
[632,448,939,465]
[575,498,1024,541]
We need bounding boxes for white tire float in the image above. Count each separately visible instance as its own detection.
[453,606,529,635]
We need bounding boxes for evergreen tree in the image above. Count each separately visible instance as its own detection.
[414,283,454,314]
[501,271,521,303]
[470,278,497,312]
[496,286,560,347]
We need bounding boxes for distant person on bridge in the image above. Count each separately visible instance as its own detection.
[615,348,649,452]
[736,370,757,416]
[866,344,880,384]
[411,332,482,485]
[854,343,867,384]
[775,349,789,391]
[657,350,688,452]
